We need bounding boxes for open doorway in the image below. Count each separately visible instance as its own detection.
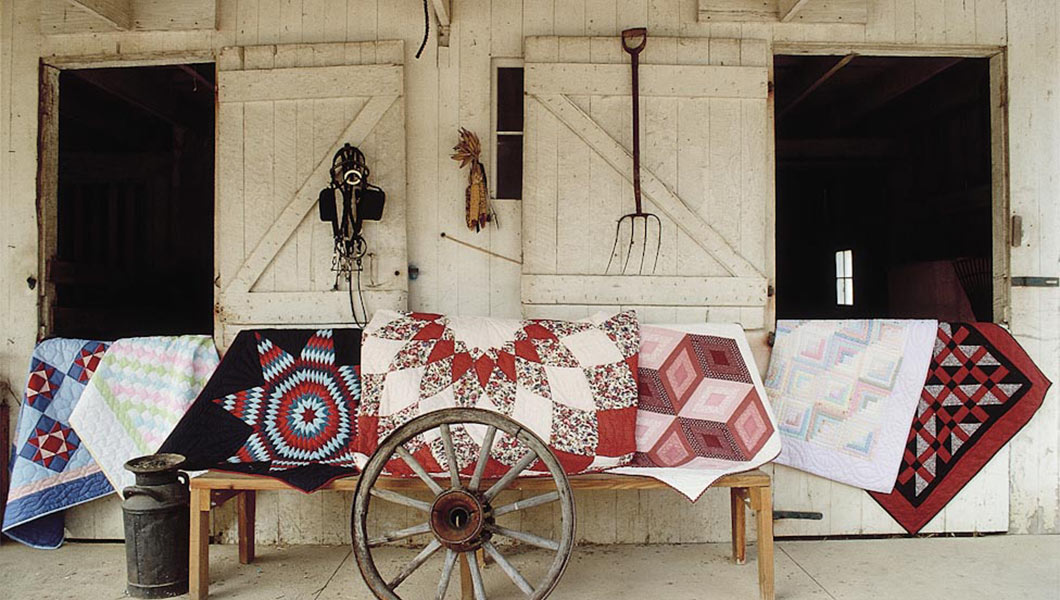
[44,63,215,339]
[774,55,996,322]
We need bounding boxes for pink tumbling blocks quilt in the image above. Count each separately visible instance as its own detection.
[765,320,937,492]
[609,324,782,501]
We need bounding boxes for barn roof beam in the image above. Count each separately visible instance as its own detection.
[70,69,200,130]
[430,0,451,45]
[777,53,857,119]
[66,0,132,30]
[778,0,811,22]
[843,57,963,127]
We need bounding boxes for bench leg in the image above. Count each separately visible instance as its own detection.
[750,485,774,600]
[189,488,211,600]
[237,491,256,565]
[730,488,748,565]
[459,552,474,600]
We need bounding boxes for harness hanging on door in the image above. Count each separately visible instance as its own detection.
[317,143,386,324]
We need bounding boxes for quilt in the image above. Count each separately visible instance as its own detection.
[869,322,1051,533]
[765,319,937,492]
[359,310,640,478]
[160,329,363,493]
[2,339,113,548]
[70,336,219,493]
[609,324,782,501]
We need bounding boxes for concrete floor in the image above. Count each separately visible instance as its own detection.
[0,536,1057,599]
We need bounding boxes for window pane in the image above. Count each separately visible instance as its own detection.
[844,250,853,278]
[836,278,845,305]
[497,67,524,132]
[835,251,845,278]
[844,278,854,306]
[496,134,523,199]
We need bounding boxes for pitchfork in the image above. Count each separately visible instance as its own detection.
[606,27,662,275]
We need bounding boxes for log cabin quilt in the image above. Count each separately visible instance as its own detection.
[359,310,640,478]
[869,322,1051,533]
[160,329,363,493]
[70,336,219,493]
[2,339,113,549]
[608,324,782,501]
[765,319,938,492]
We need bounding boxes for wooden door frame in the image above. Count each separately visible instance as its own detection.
[35,51,216,338]
[771,42,1011,325]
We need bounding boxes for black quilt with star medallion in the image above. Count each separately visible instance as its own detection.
[160,328,362,492]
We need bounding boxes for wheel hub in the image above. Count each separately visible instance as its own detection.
[429,489,492,552]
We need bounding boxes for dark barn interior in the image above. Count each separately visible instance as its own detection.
[774,55,994,322]
[52,63,216,339]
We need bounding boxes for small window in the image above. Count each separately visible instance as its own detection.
[493,63,524,200]
[835,249,854,306]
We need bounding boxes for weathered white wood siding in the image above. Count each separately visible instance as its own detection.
[213,41,409,345]
[0,0,1056,544]
[521,34,772,331]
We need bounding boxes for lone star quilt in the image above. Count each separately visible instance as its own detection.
[765,319,937,492]
[160,329,363,492]
[608,324,782,501]
[359,310,640,478]
[2,338,113,549]
[70,336,219,493]
[869,322,1051,533]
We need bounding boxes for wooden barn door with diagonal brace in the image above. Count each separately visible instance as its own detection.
[521,36,773,326]
[214,42,408,346]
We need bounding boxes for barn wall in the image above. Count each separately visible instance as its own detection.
[1,0,1056,544]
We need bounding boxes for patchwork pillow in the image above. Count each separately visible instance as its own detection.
[359,310,640,476]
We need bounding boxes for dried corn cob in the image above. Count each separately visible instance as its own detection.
[451,128,492,232]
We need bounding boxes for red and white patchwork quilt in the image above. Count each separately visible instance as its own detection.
[609,324,782,501]
[359,310,640,477]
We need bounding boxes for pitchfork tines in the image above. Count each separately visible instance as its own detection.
[606,26,662,275]
[607,210,662,274]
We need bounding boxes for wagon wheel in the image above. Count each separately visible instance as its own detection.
[353,408,576,600]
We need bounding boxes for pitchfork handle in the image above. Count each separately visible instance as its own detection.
[622,28,646,214]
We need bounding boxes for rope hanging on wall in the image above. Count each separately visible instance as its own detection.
[416,0,430,59]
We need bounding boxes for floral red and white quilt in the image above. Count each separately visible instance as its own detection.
[359,310,641,477]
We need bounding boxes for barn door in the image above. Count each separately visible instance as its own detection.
[521,36,772,326]
[215,42,408,346]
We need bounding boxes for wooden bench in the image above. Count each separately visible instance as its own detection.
[190,469,774,600]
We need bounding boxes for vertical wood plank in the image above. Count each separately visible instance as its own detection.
[279,0,303,44]
[216,103,245,296]
[522,0,555,37]
[491,0,523,56]
[242,101,276,291]
[271,100,300,290]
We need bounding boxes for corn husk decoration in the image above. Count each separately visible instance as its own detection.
[451,128,492,231]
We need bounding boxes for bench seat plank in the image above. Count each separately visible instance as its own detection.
[190,468,770,492]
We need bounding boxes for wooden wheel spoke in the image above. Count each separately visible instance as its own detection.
[469,425,498,492]
[435,549,458,600]
[483,540,534,596]
[486,524,560,551]
[368,522,431,547]
[483,449,538,501]
[493,491,560,517]
[369,488,431,512]
[466,551,487,600]
[388,538,442,589]
[439,423,461,488]
[396,445,445,495]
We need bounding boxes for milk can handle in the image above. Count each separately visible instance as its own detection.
[177,472,190,486]
[123,486,165,501]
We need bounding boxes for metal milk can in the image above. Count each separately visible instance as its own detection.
[122,453,190,598]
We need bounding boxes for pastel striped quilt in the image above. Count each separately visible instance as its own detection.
[70,336,218,493]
